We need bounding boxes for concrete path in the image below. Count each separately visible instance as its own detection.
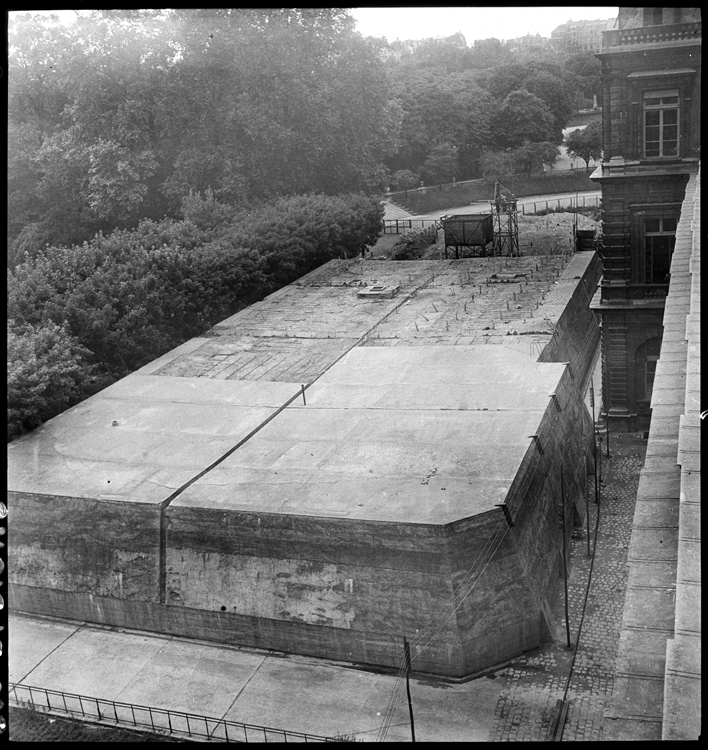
[10,428,649,743]
[9,613,499,742]
[384,191,601,225]
[412,191,601,222]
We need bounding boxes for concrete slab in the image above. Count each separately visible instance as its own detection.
[20,626,166,699]
[9,616,80,684]
[116,640,266,718]
[622,587,676,632]
[8,376,302,503]
[630,498,679,528]
[172,346,563,523]
[222,659,388,739]
[614,627,669,676]
[221,656,498,743]
[627,527,679,563]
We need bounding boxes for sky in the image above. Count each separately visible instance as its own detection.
[350,6,618,43]
[12,7,619,45]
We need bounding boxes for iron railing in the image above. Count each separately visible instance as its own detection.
[382,218,441,234]
[386,166,595,200]
[520,194,600,215]
[9,682,348,743]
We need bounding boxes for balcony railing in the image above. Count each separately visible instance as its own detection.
[602,22,701,48]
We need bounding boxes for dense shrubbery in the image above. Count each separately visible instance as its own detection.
[7,320,95,441]
[7,192,383,439]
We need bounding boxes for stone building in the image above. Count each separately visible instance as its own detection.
[590,7,701,431]
[550,17,615,53]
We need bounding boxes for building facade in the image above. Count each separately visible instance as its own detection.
[550,17,615,53]
[591,7,701,431]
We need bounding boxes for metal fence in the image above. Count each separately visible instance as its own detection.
[520,193,601,215]
[9,683,347,743]
[382,218,442,234]
[386,166,594,200]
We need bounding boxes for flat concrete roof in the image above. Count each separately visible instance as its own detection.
[8,256,591,523]
[172,346,565,524]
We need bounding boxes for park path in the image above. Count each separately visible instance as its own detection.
[384,190,601,222]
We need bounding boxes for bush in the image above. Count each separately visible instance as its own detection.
[391,227,437,260]
[7,192,384,377]
[389,169,420,191]
[8,320,95,441]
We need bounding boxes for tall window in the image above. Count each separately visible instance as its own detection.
[636,338,661,402]
[643,90,679,157]
[644,217,677,283]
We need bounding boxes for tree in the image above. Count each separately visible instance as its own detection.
[521,69,575,142]
[389,169,420,191]
[479,150,515,182]
[564,53,602,103]
[565,121,603,169]
[8,319,95,441]
[8,10,398,257]
[420,142,458,184]
[385,67,495,178]
[7,193,383,374]
[492,89,556,149]
[514,141,560,177]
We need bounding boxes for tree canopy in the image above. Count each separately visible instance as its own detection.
[8,9,399,260]
[565,121,603,169]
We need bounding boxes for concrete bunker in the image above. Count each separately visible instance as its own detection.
[9,254,601,678]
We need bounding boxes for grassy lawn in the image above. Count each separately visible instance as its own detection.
[374,209,599,261]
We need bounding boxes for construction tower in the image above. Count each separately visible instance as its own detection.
[492,181,519,257]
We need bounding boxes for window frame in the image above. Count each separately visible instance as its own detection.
[642,216,677,284]
[629,203,681,286]
[643,89,679,158]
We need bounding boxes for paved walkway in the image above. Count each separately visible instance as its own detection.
[384,191,601,222]
[9,427,646,743]
[489,432,647,741]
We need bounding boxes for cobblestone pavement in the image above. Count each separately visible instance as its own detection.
[488,432,647,742]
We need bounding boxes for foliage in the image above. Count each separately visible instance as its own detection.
[492,89,557,149]
[563,53,602,101]
[565,121,603,169]
[420,142,458,184]
[389,169,420,191]
[385,67,496,178]
[8,10,397,257]
[514,141,560,177]
[7,319,95,441]
[7,193,383,376]
[391,227,437,260]
[479,150,515,182]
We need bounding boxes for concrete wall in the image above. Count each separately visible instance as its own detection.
[538,251,602,394]
[10,493,161,602]
[452,365,594,674]
[8,255,601,678]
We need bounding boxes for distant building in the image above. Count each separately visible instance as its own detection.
[504,32,552,53]
[551,17,616,53]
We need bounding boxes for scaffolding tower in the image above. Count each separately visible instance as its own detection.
[492,181,520,257]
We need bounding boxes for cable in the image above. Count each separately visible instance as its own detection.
[374,405,587,740]
[553,417,603,741]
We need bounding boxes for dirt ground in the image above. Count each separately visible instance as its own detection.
[371,211,600,261]
[8,706,187,743]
